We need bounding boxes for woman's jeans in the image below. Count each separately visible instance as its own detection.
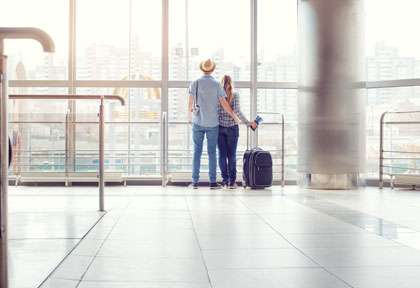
[217,125,239,184]
[192,124,219,184]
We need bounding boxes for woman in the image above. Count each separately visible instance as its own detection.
[218,75,257,189]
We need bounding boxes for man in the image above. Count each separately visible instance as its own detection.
[188,59,240,189]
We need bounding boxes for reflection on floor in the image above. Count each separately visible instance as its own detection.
[9,185,420,288]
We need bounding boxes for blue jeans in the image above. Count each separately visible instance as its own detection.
[217,125,239,184]
[192,124,219,184]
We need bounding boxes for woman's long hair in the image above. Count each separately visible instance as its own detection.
[221,75,234,104]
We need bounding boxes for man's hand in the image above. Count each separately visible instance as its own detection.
[220,97,241,124]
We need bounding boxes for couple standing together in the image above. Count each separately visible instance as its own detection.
[188,59,257,190]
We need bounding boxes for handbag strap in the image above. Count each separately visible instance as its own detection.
[194,80,199,108]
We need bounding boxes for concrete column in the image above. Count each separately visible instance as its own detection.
[298,0,365,189]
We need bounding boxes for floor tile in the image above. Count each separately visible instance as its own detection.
[78,282,211,288]
[209,269,350,288]
[284,233,400,248]
[203,249,318,269]
[197,234,292,250]
[97,238,201,258]
[40,278,79,288]
[83,257,210,283]
[329,266,420,288]
[302,246,420,267]
[51,255,93,280]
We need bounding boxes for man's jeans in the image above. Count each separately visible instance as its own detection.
[217,125,239,184]
[192,124,219,184]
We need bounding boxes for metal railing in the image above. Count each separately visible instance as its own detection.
[379,111,420,188]
[9,94,125,211]
[9,117,287,186]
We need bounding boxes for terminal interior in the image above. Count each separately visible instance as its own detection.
[2,0,420,287]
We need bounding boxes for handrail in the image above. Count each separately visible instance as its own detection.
[11,94,124,211]
[9,94,125,105]
[0,27,55,53]
[379,110,420,189]
[10,107,286,186]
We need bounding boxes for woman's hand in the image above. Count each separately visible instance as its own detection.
[250,121,257,130]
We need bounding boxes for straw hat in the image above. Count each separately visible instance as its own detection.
[199,59,216,73]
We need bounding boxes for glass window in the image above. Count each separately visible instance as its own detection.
[76,0,130,80]
[76,0,161,81]
[75,124,128,173]
[0,0,68,80]
[257,89,297,180]
[130,0,162,80]
[75,88,129,122]
[8,88,69,173]
[169,0,251,81]
[258,0,297,82]
[366,0,420,80]
[130,123,160,176]
[366,87,420,177]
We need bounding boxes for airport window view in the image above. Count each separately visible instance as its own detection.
[5,1,420,288]
[2,0,420,180]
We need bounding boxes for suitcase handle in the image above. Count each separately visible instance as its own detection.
[246,126,256,150]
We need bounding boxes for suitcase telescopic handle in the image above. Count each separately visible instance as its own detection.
[246,126,255,150]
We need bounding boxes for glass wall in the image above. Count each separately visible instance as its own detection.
[169,0,251,81]
[366,0,420,81]
[364,0,420,179]
[5,0,297,181]
[257,0,297,82]
[8,0,420,181]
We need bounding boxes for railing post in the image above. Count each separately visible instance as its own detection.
[99,96,105,211]
[379,112,386,189]
[65,109,70,186]
[0,55,9,288]
[161,111,167,187]
[281,115,285,187]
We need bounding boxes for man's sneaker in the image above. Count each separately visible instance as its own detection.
[190,183,199,189]
[221,181,228,188]
[209,183,222,190]
[228,182,238,189]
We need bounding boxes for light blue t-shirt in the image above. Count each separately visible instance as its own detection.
[189,75,226,127]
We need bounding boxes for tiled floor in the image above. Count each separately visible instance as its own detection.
[8,185,420,288]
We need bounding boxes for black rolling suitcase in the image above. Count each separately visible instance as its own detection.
[242,128,273,189]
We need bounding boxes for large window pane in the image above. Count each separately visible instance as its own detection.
[169,0,251,81]
[366,0,420,80]
[130,0,162,80]
[76,88,129,122]
[76,0,130,80]
[258,0,297,82]
[0,0,68,80]
[130,123,160,176]
[8,88,69,174]
[75,124,128,173]
[257,89,297,180]
[366,87,420,177]
[76,0,161,80]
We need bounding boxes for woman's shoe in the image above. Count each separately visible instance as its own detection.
[228,182,238,189]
